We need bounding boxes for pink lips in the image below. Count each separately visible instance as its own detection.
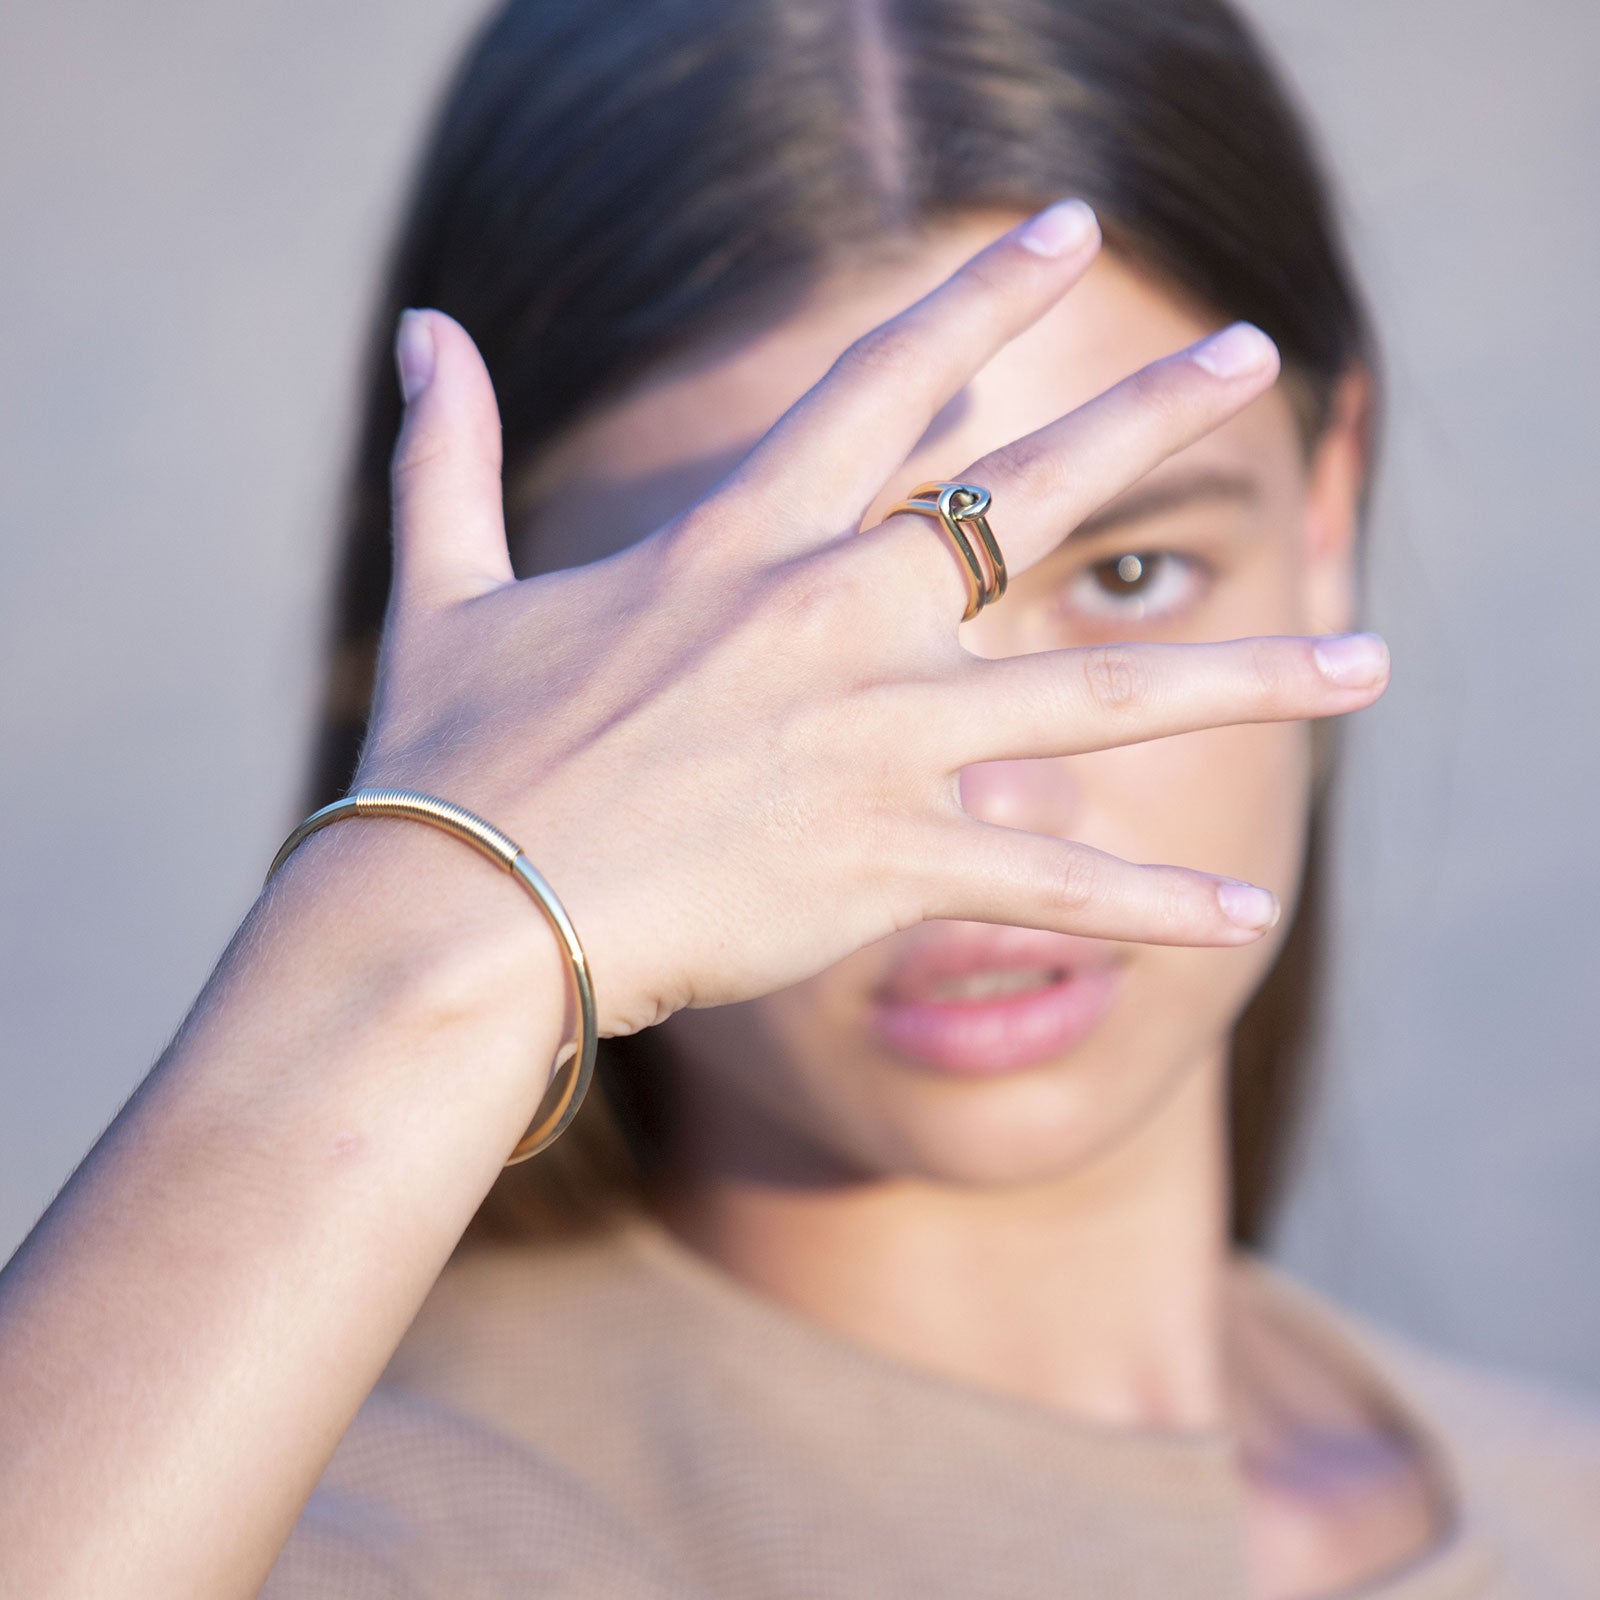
[867,927,1125,1075]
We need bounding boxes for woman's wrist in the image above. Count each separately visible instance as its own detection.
[243,810,574,1133]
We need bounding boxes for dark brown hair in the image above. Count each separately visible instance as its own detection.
[303,0,1376,1248]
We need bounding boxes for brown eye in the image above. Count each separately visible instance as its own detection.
[1061,550,1208,621]
[1106,553,1150,590]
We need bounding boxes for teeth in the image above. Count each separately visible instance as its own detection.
[926,966,1063,1002]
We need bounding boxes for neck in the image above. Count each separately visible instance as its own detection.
[653,1048,1235,1431]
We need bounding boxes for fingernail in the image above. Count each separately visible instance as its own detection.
[1192,321,1278,379]
[1313,631,1390,687]
[395,308,436,404]
[1016,198,1099,258]
[1217,880,1281,931]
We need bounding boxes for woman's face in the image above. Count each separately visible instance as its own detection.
[509,210,1367,1190]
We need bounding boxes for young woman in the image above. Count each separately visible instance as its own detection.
[4,1,1597,1596]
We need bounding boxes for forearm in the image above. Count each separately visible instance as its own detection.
[0,817,568,1599]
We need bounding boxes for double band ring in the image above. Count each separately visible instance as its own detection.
[888,480,1008,622]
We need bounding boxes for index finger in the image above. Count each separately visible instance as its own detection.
[727,199,1103,543]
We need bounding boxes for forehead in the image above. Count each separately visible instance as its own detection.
[508,212,1299,574]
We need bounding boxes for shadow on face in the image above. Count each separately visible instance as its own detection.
[507,210,1367,1196]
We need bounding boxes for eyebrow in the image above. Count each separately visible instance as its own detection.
[1060,467,1261,547]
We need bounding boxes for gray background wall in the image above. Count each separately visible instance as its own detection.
[3,3,1596,1395]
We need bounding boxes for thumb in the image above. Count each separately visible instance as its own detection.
[389,307,516,611]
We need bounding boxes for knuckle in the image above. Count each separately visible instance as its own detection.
[983,432,1062,501]
[653,498,730,573]
[1154,866,1203,933]
[958,252,1010,304]
[653,493,789,601]
[1049,842,1101,914]
[389,429,449,488]
[744,550,845,641]
[1244,637,1292,701]
[1121,363,1190,430]
[837,319,920,382]
[771,536,915,647]
[390,421,502,493]
[1080,643,1148,716]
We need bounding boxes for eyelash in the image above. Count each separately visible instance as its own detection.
[1058,549,1211,623]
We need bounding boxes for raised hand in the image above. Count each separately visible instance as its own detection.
[353,200,1387,1043]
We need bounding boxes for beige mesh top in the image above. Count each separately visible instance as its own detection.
[261,1210,1600,1598]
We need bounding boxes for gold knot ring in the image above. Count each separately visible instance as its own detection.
[887,480,1008,622]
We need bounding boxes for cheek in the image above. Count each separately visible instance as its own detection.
[1077,716,1313,894]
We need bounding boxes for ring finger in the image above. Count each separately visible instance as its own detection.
[872,319,1282,625]
[937,631,1391,765]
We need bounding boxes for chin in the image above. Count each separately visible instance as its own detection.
[809,1041,1206,1192]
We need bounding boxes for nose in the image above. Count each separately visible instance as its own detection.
[957,753,1082,837]
[952,595,1086,836]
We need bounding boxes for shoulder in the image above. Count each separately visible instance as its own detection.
[1363,1321,1600,1507]
[260,1381,699,1599]
[1247,1258,1600,1593]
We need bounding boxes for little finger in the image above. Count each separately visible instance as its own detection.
[918,823,1283,944]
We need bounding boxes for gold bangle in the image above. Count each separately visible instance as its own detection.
[262,788,597,1166]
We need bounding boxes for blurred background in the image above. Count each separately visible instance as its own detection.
[2,1,1596,1395]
